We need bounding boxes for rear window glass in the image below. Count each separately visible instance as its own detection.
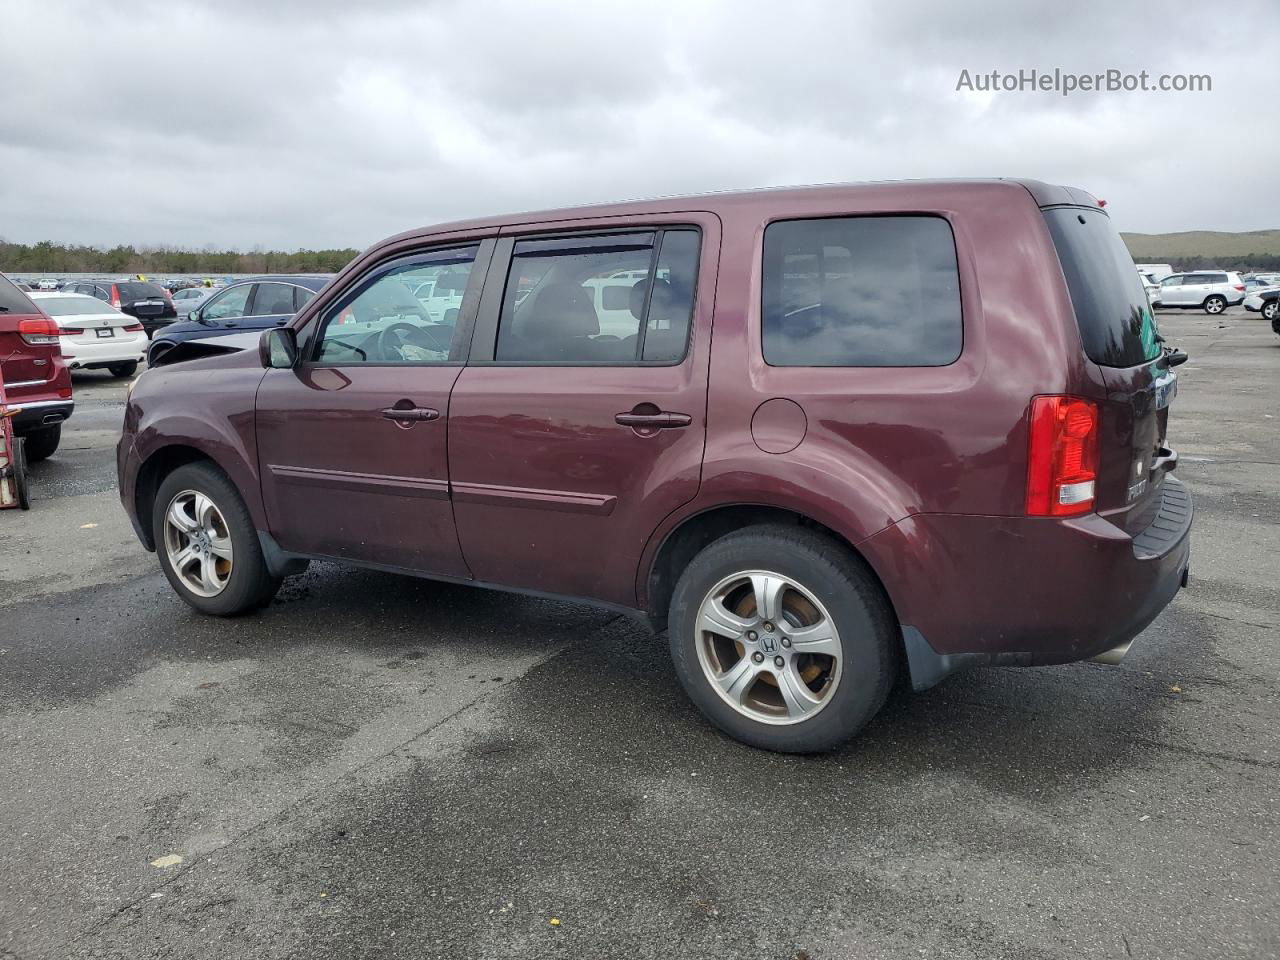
[115,282,165,300]
[36,296,123,317]
[1043,208,1161,367]
[0,273,39,314]
[761,216,962,366]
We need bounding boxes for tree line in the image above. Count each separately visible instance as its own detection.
[0,241,360,276]
[1128,254,1280,272]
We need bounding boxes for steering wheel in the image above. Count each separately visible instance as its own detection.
[375,320,448,360]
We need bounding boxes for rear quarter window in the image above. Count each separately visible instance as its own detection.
[1043,207,1160,368]
[0,273,40,313]
[761,215,962,366]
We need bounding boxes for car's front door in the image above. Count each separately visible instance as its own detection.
[255,241,492,574]
[1160,275,1187,305]
[447,215,718,607]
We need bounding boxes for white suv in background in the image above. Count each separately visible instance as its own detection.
[1155,271,1246,315]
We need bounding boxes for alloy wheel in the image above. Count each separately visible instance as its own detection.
[162,489,234,597]
[694,570,843,725]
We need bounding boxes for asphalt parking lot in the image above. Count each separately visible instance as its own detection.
[2,308,1278,960]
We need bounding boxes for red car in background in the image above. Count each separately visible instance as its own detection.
[0,273,73,461]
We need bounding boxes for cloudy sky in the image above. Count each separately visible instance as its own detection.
[2,0,1276,251]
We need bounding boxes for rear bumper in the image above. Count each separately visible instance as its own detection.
[863,477,1193,690]
[11,398,75,433]
[62,333,148,367]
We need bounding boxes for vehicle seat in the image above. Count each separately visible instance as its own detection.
[506,281,600,361]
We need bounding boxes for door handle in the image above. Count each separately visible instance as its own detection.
[615,410,692,429]
[381,407,440,422]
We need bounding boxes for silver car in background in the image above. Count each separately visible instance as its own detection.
[1155,271,1245,315]
[171,286,214,318]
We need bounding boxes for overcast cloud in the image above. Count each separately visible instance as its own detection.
[1,0,1276,250]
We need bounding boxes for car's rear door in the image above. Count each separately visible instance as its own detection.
[446,213,718,607]
[255,241,493,574]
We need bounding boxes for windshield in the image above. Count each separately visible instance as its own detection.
[1043,207,1161,368]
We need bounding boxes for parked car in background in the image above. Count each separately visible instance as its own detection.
[1243,287,1280,327]
[35,278,58,290]
[14,280,34,292]
[1135,262,1175,281]
[1155,271,1245,314]
[118,179,1192,754]
[0,273,73,461]
[1138,269,1162,305]
[145,275,329,365]
[28,292,147,377]
[62,279,177,336]
[1242,276,1279,295]
[171,285,214,318]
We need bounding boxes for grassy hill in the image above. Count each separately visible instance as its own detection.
[1122,229,1280,262]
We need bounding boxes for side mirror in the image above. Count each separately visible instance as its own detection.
[189,309,202,324]
[260,327,298,369]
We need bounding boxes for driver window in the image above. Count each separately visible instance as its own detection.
[314,248,476,364]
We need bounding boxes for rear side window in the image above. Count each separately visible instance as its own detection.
[0,273,39,313]
[252,282,296,315]
[761,216,962,366]
[1043,208,1160,368]
[115,282,164,300]
[496,228,700,364]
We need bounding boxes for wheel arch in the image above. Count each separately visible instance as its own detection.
[641,502,901,634]
[132,443,235,550]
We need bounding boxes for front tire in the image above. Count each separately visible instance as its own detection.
[108,361,138,378]
[1204,295,1227,315]
[668,525,897,753]
[20,424,61,463]
[152,461,281,615]
[1263,300,1279,322]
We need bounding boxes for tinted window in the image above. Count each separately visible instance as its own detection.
[252,282,296,315]
[116,282,164,300]
[315,249,475,364]
[1043,207,1161,368]
[294,286,317,310]
[496,229,699,363]
[0,273,39,313]
[1160,276,1184,287]
[201,284,252,321]
[762,216,962,366]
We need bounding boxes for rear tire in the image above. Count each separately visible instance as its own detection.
[1204,295,1226,315]
[108,361,138,378]
[20,424,61,463]
[667,524,897,753]
[1263,300,1279,321]
[152,461,281,615]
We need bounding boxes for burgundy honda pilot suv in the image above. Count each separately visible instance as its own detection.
[118,180,1192,752]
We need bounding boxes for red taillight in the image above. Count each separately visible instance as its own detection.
[1026,396,1099,517]
[59,327,85,336]
[123,323,144,332]
[110,284,122,309]
[1233,285,1245,292]
[17,317,60,345]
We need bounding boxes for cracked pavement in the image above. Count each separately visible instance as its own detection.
[1,308,1277,959]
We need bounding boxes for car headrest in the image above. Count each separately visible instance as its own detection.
[525,281,599,339]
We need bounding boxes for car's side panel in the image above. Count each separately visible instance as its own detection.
[634,181,1092,611]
